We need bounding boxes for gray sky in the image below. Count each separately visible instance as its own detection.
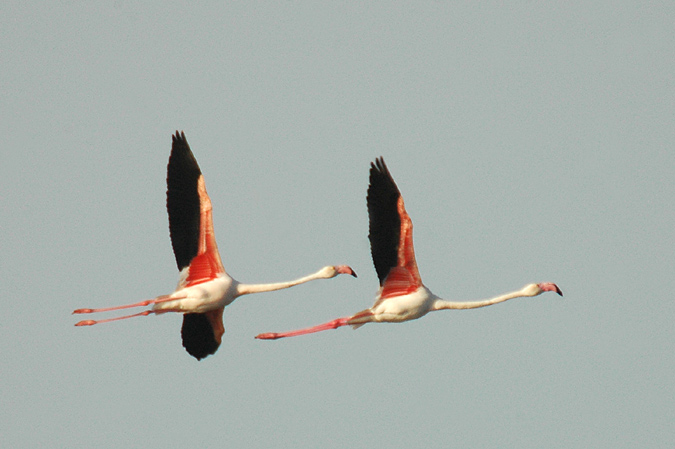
[2,2,673,448]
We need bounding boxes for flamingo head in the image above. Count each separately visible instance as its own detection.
[521,282,563,297]
[322,265,358,278]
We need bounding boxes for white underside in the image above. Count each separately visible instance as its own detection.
[152,274,237,314]
[369,285,438,323]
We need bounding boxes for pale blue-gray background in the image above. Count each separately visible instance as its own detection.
[2,2,673,448]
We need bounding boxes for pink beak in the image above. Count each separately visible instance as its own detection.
[538,282,563,296]
[336,265,358,278]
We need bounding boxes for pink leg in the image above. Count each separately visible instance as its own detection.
[72,294,183,314]
[74,310,156,326]
[255,316,352,340]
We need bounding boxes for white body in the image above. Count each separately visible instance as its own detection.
[153,274,236,314]
[368,286,437,323]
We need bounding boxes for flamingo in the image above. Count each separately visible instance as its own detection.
[256,157,561,340]
[73,131,356,360]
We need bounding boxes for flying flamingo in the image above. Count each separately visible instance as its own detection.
[74,131,356,360]
[256,158,561,340]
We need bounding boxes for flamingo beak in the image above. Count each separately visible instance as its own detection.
[336,265,357,278]
[538,282,563,296]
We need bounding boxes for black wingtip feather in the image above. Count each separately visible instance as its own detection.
[181,313,221,360]
[367,157,402,285]
[167,131,203,271]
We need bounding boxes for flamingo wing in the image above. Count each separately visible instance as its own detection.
[167,131,227,359]
[167,131,226,282]
[181,308,225,360]
[367,158,422,301]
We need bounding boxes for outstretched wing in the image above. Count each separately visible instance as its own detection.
[181,309,225,360]
[167,131,227,360]
[367,158,422,300]
[167,131,226,285]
